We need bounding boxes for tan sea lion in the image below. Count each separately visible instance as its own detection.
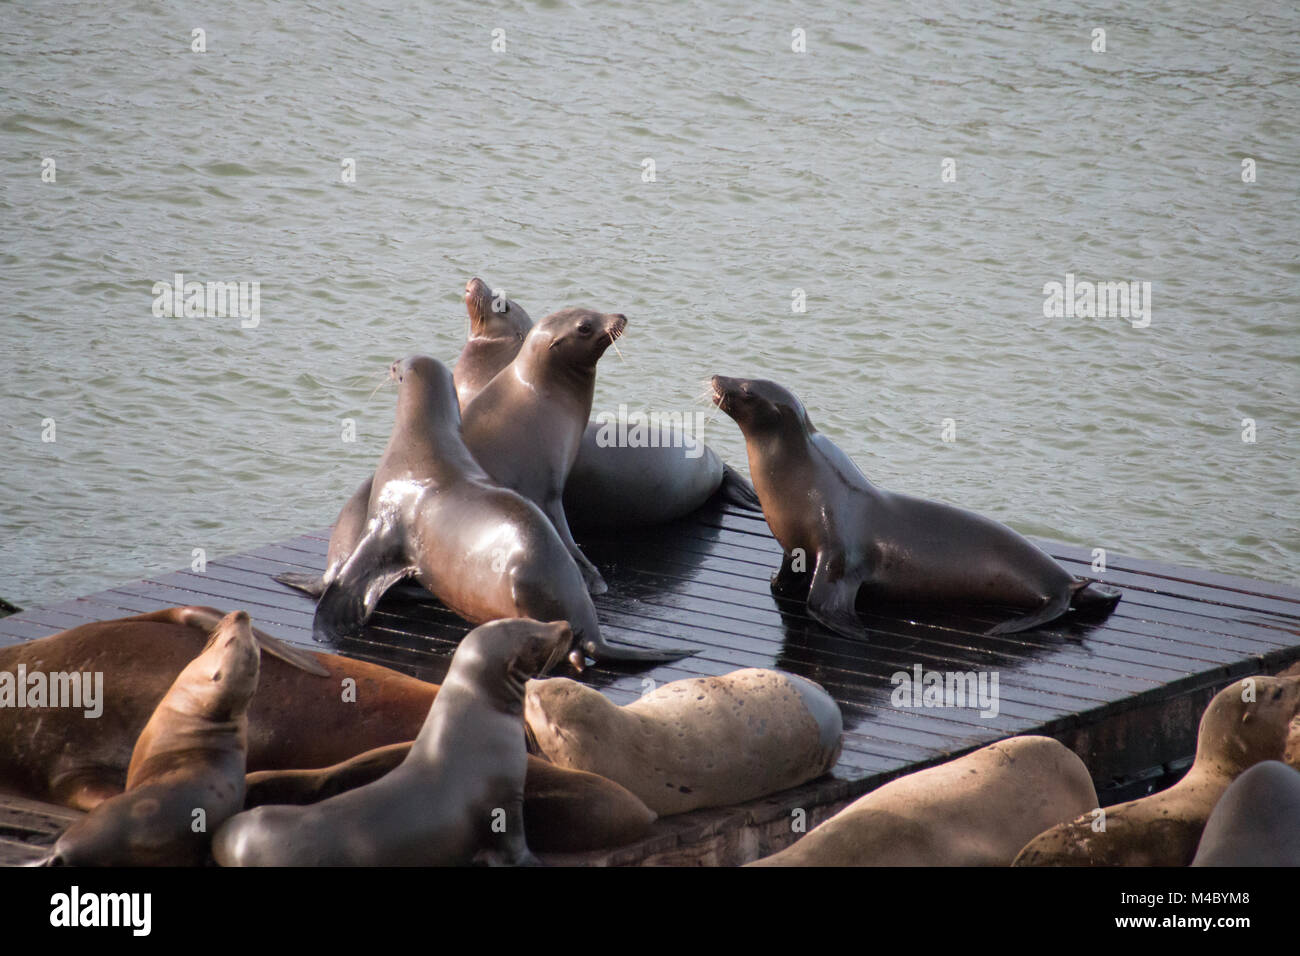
[1014,675,1300,866]
[710,375,1121,637]
[749,736,1097,866]
[524,668,843,816]
[37,611,260,866]
[0,607,438,811]
[310,355,693,669]
[1191,761,1300,866]
[214,619,573,866]
[245,743,657,853]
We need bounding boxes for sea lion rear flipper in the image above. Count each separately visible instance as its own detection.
[716,464,762,511]
[575,634,698,670]
[313,523,415,644]
[985,590,1072,636]
[273,570,327,597]
[1069,579,1122,618]
[174,606,329,677]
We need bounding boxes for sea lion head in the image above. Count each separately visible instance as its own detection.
[390,354,461,418]
[1197,675,1300,775]
[185,610,262,722]
[530,308,627,372]
[465,277,533,341]
[710,375,812,438]
[450,619,574,712]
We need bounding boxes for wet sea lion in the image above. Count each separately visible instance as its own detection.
[311,354,693,669]
[455,277,760,532]
[244,743,657,853]
[460,306,627,595]
[1014,675,1300,866]
[710,375,1121,638]
[38,611,260,866]
[749,736,1097,866]
[0,607,437,811]
[214,618,571,866]
[525,668,842,816]
[1190,761,1300,867]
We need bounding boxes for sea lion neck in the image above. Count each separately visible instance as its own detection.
[383,375,482,480]
[515,334,599,401]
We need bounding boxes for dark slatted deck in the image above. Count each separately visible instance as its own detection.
[3,499,1298,865]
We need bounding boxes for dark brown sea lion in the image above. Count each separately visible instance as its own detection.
[0,607,438,811]
[460,305,627,594]
[1014,675,1300,866]
[37,611,260,866]
[1191,761,1300,866]
[310,354,694,669]
[213,619,571,866]
[244,743,657,853]
[710,376,1121,637]
[456,277,760,532]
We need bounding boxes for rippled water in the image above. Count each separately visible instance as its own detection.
[1,1,1296,609]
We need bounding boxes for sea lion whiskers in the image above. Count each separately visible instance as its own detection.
[368,370,392,400]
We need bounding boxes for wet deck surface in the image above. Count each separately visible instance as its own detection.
[3,499,1299,864]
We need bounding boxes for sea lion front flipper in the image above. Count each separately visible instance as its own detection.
[806,555,867,639]
[174,606,329,677]
[770,552,811,599]
[540,495,608,596]
[312,522,416,644]
[473,795,541,867]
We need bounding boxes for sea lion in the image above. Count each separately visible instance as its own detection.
[38,611,260,866]
[749,736,1097,866]
[0,607,437,811]
[1014,675,1300,866]
[311,354,694,669]
[524,668,842,816]
[214,618,571,866]
[244,743,657,853]
[1191,761,1300,867]
[457,276,534,408]
[460,306,627,595]
[455,277,760,532]
[710,375,1121,637]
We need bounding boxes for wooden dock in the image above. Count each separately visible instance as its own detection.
[3,498,1298,865]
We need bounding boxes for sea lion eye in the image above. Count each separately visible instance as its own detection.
[577,322,592,336]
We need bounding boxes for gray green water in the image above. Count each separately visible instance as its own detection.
[2,0,1297,610]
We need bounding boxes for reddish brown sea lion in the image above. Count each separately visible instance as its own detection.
[38,611,261,866]
[0,607,437,811]
[214,619,573,866]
